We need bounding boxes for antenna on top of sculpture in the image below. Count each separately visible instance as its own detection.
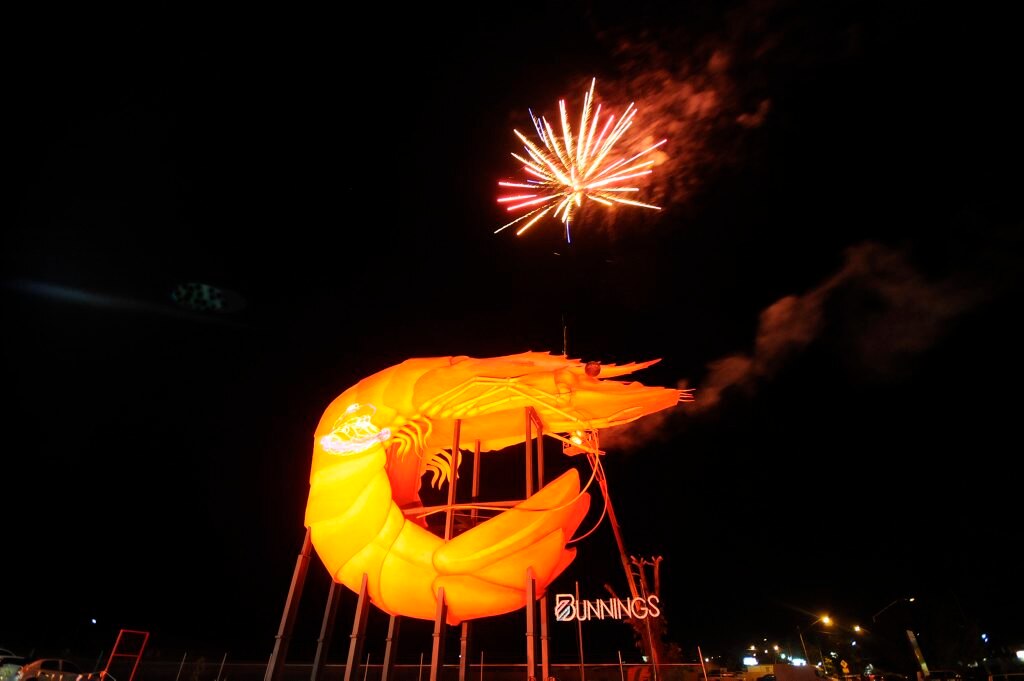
[494,78,666,356]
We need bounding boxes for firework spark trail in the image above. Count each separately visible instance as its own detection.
[495,78,665,241]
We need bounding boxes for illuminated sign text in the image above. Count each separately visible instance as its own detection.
[554,593,661,622]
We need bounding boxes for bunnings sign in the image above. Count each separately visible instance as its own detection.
[554,593,661,622]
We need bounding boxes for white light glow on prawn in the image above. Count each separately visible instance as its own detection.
[320,403,392,455]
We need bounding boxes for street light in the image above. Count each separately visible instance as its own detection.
[797,615,831,670]
[872,597,915,623]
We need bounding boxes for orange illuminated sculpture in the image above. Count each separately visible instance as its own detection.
[305,351,684,624]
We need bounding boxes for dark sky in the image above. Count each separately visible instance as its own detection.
[4,0,1022,671]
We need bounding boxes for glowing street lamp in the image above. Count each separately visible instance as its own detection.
[872,596,915,623]
[797,615,832,672]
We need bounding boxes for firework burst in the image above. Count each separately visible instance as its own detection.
[495,78,665,241]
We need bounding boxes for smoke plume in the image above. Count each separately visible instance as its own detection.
[693,242,982,411]
[601,241,987,449]
[568,0,870,226]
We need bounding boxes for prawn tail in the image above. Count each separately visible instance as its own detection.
[431,468,591,623]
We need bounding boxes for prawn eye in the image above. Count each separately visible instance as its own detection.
[320,402,391,455]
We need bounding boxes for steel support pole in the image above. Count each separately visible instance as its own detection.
[444,420,462,541]
[526,568,537,681]
[525,408,534,496]
[535,418,550,681]
[458,441,480,681]
[798,629,810,666]
[311,581,344,681]
[429,587,449,681]
[174,654,186,681]
[458,622,470,681]
[216,654,227,681]
[431,422,461,681]
[575,581,586,681]
[381,616,402,681]
[265,528,313,681]
[591,453,638,600]
[343,574,371,681]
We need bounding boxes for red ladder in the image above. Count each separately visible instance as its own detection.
[100,629,150,681]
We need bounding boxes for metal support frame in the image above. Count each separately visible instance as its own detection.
[589,438,662,678]
[430,420,462,681]
[311,581,344,681]
[429,587,449,681]
[265,529,313,681]
[635,562,660,681]
[458,621,470,681]
[343,574,371,681]
[458,441,481,681]
[526,568,537,680]
[533,412,550,681]
[381,616,402,681]
[575,581,586,681]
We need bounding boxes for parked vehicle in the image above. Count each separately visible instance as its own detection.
[0,655,25,681]
[14,659,83,681]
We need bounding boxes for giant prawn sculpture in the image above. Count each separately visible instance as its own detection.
[305,351,685,624]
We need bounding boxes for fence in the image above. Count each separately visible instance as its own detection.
[124,660,708,681]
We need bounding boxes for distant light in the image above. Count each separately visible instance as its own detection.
[822,616,832,625]
[743,657,758,666]
[91,618,97,624]
[830,652,838,658]
[981,633,989,642]
[1015,650,1024,662]
[908,597,916,602]
[169,282,245,313]
[852,641,857,647]
[705,659,710,663]
[781,654,788,660]
[750,645,756,651]
[791,658,807,666]
[773,645,779,651]
[854,625,861,632]
[642,656,648,663]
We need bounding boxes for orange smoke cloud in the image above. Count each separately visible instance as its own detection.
[576,13,776,226]
[600,241,986,449]
[691,241,983,413]
[535,66,766,235]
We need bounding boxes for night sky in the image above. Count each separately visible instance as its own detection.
[4,0,1022,672]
